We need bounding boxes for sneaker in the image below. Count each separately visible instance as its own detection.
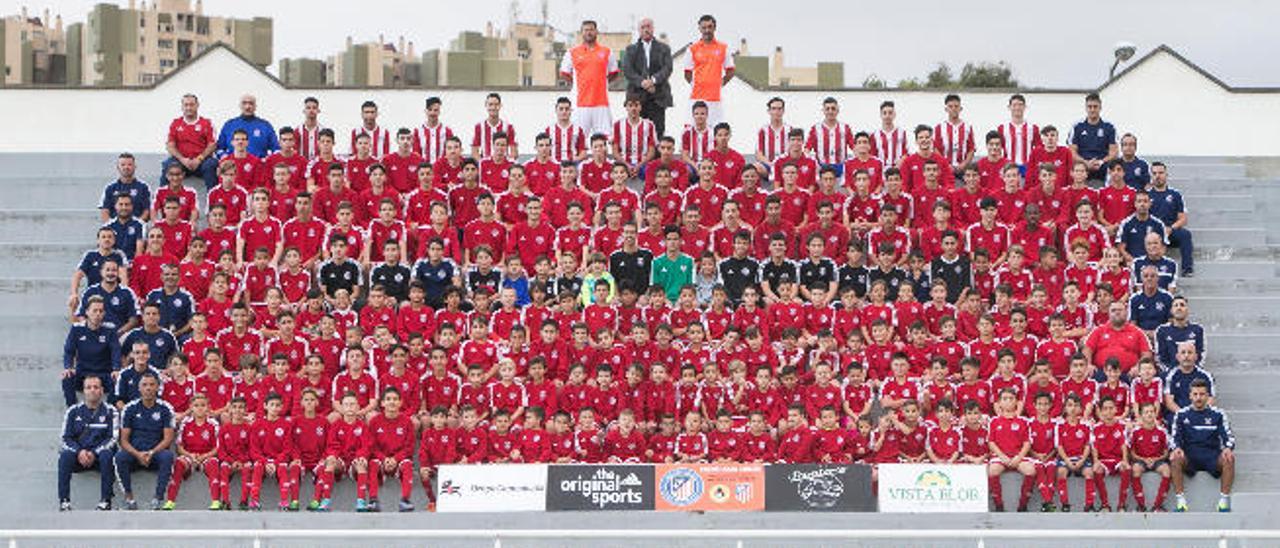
[354,498,368,512]
[1135,504,1147,513]
[1218,497,1231,513]
[398,499,414,512]
[1100,505,1112,512]
[1041,502,1056,512]
[367,499,381,513]
[95,501,112,511]
[991,504,1005,512]
[149,498,162,511]
[221,500,231,511]
[1182,269,1195,278]
[123,498,138,511]
[248,501,261,512]
[1060,503,1071,513]
[426,502,436,512]
[208,501,223,511]
[1016,504,1028,512]
[1083,504,1098,512]
[238,501,249,511]
[307,500,321,512]
[59,501,72,512]
[1153,505,1168,513]
[1175,495,1189,513]
[278,503,289,512]
[162,500,176,511]
[317,498,332,512]
[288,500,301,512]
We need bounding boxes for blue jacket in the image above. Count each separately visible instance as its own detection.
[63,322,122,374]
[216,115,278,158]
[100,179,152,218]
[1117,215,1166,260]
[61,401,118,454]
[1171,405,1235,451]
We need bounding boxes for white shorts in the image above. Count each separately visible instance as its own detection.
[574,106,613,139]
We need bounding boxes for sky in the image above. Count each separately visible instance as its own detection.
[14,0,1280,88]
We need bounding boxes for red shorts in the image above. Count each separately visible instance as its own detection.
[1095,458,1124,475]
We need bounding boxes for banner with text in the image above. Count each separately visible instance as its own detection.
[436,464,548,512]
[546,464,656,511]
[654,463,765,512]
[877,463,987,513]
[764,464,875,512]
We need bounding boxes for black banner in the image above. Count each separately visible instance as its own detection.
[764,464,875,512]
[546,465,656,511]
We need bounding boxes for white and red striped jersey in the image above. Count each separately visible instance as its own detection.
[612,117,657,166]
[934,120,976,169]
[350,126,391,159]
[757,123,792,163]
[997,121,1042,166]
[807,122,855,165]
[544,123,588,163]
[471,119,517,160]
[871,127,911,167]
[412,122,455,164]
[681,124,712,163]
[296,123,326,159]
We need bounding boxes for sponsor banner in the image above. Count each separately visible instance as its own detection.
[764,464,875,512]
[436,464,548,512]
[877,463,988,513]
[654,463,765,511]
[546,465,656,511]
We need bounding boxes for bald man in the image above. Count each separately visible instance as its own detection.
[623,18,673,137]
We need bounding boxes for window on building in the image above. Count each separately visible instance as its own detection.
[158,39,173,49]
[196,17,209,35]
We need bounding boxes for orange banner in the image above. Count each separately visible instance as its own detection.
[654,463,765,511]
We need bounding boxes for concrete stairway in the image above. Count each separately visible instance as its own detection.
[0,153,1276,521]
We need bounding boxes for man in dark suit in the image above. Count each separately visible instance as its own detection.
[623,18,673,138]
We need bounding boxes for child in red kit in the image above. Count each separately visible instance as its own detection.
[290,388,329,511]
[249,394,295,511]
[987,388,1037,511]
[1090,397,1130,511]
[1128,403,1172,512]
[1053,394,1092,511]
[319,392,371,512]
[366,388,416,512]
[417,406,457,511]
[1026,393,1060,511]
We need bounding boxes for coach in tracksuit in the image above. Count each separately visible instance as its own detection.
[62,296,122,407]
[57,375,118,511]
[114,372,175,510]
[1170,378,1236,512]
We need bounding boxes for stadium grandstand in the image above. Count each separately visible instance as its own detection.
[2,11,1280,548]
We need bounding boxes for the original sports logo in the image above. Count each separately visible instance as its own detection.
[659,467,703,507]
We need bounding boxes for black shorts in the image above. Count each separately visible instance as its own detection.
[1184,449,1222,478]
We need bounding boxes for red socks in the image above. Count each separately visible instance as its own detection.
[166,459,188,501]
[1132,475,1146,508]
[989,475,1004,508]
[398,461,414,500]
[205,458,221,501]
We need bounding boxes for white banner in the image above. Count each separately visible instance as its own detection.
[877,464,988,513]
[436,464,548,512]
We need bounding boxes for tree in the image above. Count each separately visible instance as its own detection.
[926,63,955,89]
[896,78,923,90]
[958,61,1018,88]
[862,74,886,89]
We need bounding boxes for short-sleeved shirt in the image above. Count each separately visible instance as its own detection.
[1122,157,1150,190]
[1146,187,1186,227]
[121,399,175,452]
[684,39,733,102]
[168,116,216,159]
[101,180,152,218]
[1068,119,1117,161]
[560,43,619,108]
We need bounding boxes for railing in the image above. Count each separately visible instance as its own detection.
[4,529,1280,548]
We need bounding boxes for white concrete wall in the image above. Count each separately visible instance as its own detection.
[1,46,1276,156]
